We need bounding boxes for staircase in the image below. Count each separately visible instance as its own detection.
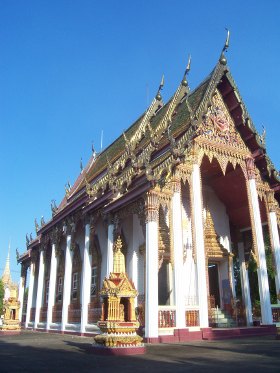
[209,307,237,328]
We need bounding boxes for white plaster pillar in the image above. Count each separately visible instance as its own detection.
[106,223,114,277]
[132,214,139,307]
[268,210,280,301]
[81,223,91,334]
[145,191,159,340]
[191,163,209,327]
[18,265,26,323]
[25,261,35,328]
[248,177,272,324]
[171,179,186,329]
[61,235,73,331]
[46,243,58,330]
[34,249,45,328]
[238,242,253,325]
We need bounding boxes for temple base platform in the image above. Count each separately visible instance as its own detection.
[145,325,277,343]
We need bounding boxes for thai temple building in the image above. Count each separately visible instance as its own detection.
[17,36,280,341]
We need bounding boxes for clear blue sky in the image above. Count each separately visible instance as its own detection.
[1,0,280,283]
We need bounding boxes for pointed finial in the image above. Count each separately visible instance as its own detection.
[185,54,191,75]
[91,142,97,159]
[223,28,230,52]
[80,157,83,172]
[35,218,39,233]
[182,54,191,87]
[220,28,230,65]
[156,74,164,101]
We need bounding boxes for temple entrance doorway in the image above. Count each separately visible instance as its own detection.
[208,262,220,308]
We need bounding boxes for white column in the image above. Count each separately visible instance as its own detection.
[18,266,26,323]
[238,242,253,325]
[106,224,114,277]
[47,244,58,330]
[172,179,186,329]
[25,262,35,328]
[34,249,45,328]
[248,178,272,324]
[145,191,159,340]
[268,211,280,300]
[61,235,73,331]
[191,163,209,328]
[81,223,91,334]
[132,214,139,308]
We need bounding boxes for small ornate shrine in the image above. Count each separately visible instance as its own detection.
[1,295,20,332]
[0,249,20,334]
[93,236,145,354]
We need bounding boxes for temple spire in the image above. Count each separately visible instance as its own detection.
[2,243,12,286]
[113,236,125,273]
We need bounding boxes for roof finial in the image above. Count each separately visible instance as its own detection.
[220,28,230,65]
[80,157,83,172]
[156,74,164,101]
[223,28,230,52]
[182,54,191,87]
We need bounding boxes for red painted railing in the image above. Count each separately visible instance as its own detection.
[158,307,176,328]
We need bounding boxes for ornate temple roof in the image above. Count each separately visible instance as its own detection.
[17,35,280,255]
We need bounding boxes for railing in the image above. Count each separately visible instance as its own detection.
[158,306,176,328]
[272,305,280,323]
[185,310,199,326]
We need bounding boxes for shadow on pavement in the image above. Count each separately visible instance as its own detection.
[0,332,279,373]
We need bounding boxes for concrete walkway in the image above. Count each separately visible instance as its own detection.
[0,331,279,372]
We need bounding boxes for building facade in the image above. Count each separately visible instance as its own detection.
[18,46,280,341]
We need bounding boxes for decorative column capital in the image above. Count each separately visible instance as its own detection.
[266,190,278,213]
[170,177,181,193]
[246,157,256,180]
[145,190,159,223]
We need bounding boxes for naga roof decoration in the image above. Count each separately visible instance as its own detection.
[19,36,280,246]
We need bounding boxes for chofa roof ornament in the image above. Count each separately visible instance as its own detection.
[219,28,230,65]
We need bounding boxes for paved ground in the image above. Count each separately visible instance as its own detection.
[0,331,279,373]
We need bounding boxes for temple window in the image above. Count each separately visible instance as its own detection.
[91,266,98,298]
[72,272,78,301]
[45,280,49,304]
[57,276,63,302]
